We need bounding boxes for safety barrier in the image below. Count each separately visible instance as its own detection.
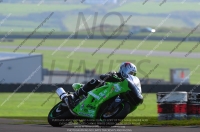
[187,92,200,118]
[157,92,200,120]
[157,92,187,120]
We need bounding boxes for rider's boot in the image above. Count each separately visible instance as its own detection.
[65,79,102,106]
[61,85,89,108]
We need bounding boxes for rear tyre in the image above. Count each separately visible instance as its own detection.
[48,101,74,127]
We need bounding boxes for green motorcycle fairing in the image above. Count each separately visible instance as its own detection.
[72,79,133,118]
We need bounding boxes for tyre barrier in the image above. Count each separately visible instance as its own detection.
[157,92,188,120]
[187,92,200,119]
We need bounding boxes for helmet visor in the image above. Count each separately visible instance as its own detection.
[129,71,136,76]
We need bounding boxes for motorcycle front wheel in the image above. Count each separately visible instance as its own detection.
[47,101,74,127]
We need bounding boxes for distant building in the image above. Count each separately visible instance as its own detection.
[0,52,43,84]
[170,68,190,84]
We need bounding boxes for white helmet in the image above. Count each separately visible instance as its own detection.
[119,62,137,78]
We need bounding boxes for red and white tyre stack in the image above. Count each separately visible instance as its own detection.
[187,92,200,119]
[157,92,188,120]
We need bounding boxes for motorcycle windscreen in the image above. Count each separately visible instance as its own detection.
[126,75,143,105]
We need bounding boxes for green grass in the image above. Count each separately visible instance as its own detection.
[5,20,40,27]
[0,27,62,32]
[136,32,200,37]
[0,48,200,84]
[2,39,200,53]
[111,2,200,14]
[125,16,187,28]
[138,117,200,126]
[0,93,156,117]
[1,93,200,126]
[62,14,169,31]
[0,93,60,117]
[63,14,189,31]
[0,4,90,16]
[2,20,61,31]
[63,14,104,32]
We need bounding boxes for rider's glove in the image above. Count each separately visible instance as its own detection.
[100,71,122,82]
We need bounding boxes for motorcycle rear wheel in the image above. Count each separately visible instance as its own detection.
[98,101,130,126]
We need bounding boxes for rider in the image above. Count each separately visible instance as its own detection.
[67,62,143,106]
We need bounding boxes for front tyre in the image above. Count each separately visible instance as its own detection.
[48,101,74,127]
[98,101,130,126]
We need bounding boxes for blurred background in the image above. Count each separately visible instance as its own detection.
[0,0,200,118]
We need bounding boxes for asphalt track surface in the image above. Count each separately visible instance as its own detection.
[0,118,200,132]
[0,124,200,132]
[1,45,200,58]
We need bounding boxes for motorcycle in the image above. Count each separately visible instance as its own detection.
[47,77,142,127]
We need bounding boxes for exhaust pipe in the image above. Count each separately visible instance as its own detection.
[56,87,78,117]
[56,87,68,100]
